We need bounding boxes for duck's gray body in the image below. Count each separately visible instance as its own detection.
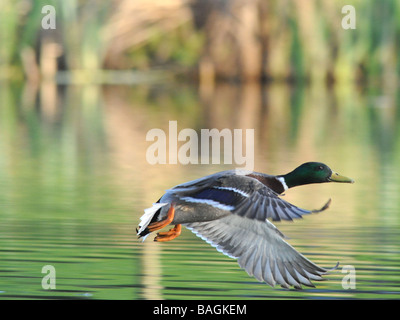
[153,169,322,225]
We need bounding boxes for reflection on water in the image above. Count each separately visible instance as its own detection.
[0,81,399,299]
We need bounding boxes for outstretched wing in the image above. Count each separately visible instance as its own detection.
[171,172,330,222]
[185,214,337,289]
[232,183,331,222]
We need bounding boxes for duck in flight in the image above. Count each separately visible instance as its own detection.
[137,162,354,289]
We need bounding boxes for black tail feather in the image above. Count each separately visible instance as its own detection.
[137,227,150,239]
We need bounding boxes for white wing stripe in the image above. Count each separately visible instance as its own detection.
[213,186,250,198]
[180,196,234,211]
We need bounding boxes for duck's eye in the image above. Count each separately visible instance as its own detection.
[317,166,324,171]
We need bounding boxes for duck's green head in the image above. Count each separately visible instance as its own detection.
[282,162,354,189]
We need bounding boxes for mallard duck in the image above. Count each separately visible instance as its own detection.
[137,162,354,289]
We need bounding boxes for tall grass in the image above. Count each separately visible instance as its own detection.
[1,0,399,86]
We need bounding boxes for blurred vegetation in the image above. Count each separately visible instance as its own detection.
[0,0,399,87]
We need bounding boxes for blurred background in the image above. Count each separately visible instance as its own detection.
[0,0,399,299]
[2,0,400,85]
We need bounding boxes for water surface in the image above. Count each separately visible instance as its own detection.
[0,82,399,299]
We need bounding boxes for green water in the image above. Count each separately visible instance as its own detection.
[0,82,399,299]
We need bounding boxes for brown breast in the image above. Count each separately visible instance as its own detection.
[246,173,285,194]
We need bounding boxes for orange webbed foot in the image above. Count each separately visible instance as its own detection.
[154,224,182,242]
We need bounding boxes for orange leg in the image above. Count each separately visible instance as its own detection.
[147,205,175,232]
[154,224,182,242]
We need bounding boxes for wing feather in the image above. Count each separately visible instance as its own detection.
[185,215,335,289]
